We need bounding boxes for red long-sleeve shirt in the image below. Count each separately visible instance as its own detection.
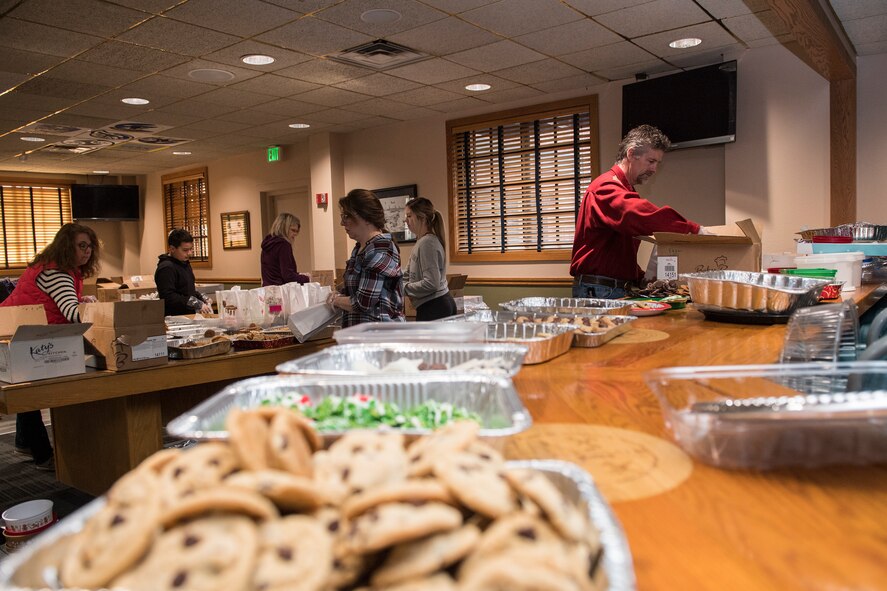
[570,165,700,281]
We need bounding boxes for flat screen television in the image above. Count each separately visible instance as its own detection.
[70,184,140,221]
[621,60,737,149]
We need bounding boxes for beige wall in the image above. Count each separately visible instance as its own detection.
[857,53,887,222]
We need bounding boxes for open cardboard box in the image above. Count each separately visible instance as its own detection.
[0,305,88,383]
[94,275,158,303]
[80,300,167,371]
[639,218,762,280]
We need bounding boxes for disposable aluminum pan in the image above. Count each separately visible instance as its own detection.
[485,322,576,364]
[683,271,829,314]
[500,297,633,316]
[276,343,528,377]
[0,460,634,591]
[446,310,636,348]
[166,373,531,447]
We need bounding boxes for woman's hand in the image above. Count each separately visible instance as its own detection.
[81,295,97,303]
[327,294,352,313]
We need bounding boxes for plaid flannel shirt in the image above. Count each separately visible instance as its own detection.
[340,233,404,327]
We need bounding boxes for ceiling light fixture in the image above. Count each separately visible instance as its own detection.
[241,54,275,65]
[360,9,401,24]
[465,83,491,92]
[172,151,191,155]
[121,97,150,105]
[188,68,235,82]
[288,123,310,129]
[669,37,702,49]
[20,136,45,142]
[92,170,110,174]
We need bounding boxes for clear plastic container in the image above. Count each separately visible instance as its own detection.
[794,251,864,291]
[644,361,887,469]
[779,300,858,364]
[333,321,487,344]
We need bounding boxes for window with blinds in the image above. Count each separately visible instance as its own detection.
[447,97,599,263]
[0,181,72,269]
[161,167,211,267]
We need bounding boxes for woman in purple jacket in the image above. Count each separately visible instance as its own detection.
[260,213,310,286]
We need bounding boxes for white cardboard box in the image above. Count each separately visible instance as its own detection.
[0,306,89,383]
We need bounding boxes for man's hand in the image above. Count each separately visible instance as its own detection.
[199,303,213,315]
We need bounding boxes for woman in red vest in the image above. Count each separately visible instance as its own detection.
[1,223,100,471]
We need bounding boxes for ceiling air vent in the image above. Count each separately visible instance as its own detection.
[329,39,429,71]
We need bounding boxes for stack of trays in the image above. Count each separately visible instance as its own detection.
[500,297,633,316]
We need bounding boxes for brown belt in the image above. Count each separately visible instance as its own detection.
[574,274,635,289]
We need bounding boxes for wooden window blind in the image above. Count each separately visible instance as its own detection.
[0,181,72,270]
[447,97,600,263]
[161,167,211,267]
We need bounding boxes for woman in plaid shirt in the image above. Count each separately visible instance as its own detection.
[328,189,404,327]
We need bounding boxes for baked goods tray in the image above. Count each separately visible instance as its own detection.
[484,322,577,363]
[499,297,633,316]
[0,460,634,591]
[644,361,887,469]
[683,270,828,314]
[168,337,232,359]
[167,373,532,445]
[276,342,529,377]
[446,310,636,348]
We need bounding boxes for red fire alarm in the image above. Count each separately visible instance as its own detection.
[315,192,328,206]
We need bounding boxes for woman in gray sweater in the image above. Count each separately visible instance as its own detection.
[403,198,457,320]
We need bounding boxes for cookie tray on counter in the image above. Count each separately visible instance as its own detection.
[484,322,577,363]
[0,459,635,591]
[500,296,633,316]
[166,373,532,447]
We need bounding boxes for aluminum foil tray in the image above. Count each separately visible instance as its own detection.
[333,321,487,344]
[644,361,887,469]
[0,460,634,591]
[684,271,829,314]
[276,342,528,377]
[167,373,531,446]
[797,226,853,240]
[485,322,576,364]
[500,297,633,316]
[446,310,636,348]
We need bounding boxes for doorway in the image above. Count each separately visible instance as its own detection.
[261,188,313,279]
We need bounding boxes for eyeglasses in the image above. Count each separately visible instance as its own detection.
[340,213,354,223]
[77,242,95,251]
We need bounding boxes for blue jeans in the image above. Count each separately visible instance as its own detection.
[572,280,627,299]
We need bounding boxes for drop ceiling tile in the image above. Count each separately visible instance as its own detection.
[103,0,179,14]
[530,72,607,93]
[0,91,73,114]
[462,0,581,37]
[194,87,277,109]
[0,48,65,76]
[230,74,321,97]
[514,19,623,57]
[78,41,190,72]
[274,59,372,85]
[65,100,143,120]
[385,105,440,120]
[316,0,447,36]
[563,0,652,17]
[262,0,342,15]
[666,47,745,69]
[236,122,301,139]
[164,0,299,37]
[343,98,410,117]
[296,86,368,106]
[843,14,887,44]
[16,77,111,101]
[40,60,146,88]
[348,115,401,130]
[695,0,769,19]
[828,0,887,20]
[446,40,547,72]
[115,75,215,99]
[429,96,491,113]
[153,99,239,119]
[219,109,289,125]
[256,16,374,57]
[301,108,370,124]
[433,74,520,95]
[203,41,312,72]
[251,97,327,117]
[117,16,241,57]
[0,18,103,58]
[39,114,119,130]
[493,58,585,85]
[723,11,787,43]
[388,17,499,56]
[116,111,202,128]
[387,57,480,84]
[10,0,147,36]
[474,84,544,104]
[388,85,463,106]
[561,41,657,72]
[595,58,673,82]
[855,40,887,55]
[332,73,423,96]
[411,0,498,13]
[149,126,216,140]
[160,59,263,85]
[90,89,181,109]
[0,71,30,92]
[633,22,739,58]
[595,0,710,39]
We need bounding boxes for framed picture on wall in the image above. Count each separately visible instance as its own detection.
[221,210,251,249]
[374,185,417,243]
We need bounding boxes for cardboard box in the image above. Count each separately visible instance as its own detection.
[80,300,167,371]
[640,219,762,279]
[95,275,158,302]
[309,270,335,287]
[0,305,88,383]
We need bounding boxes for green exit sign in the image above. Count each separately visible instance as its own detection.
[267,146,281,162]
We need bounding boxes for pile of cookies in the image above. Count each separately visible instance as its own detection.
[23,408,606,591]
[516,314,625,334]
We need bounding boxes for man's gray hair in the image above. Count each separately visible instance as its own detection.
[616,124,671,162]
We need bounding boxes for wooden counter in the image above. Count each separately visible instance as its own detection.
[506,284,887,591]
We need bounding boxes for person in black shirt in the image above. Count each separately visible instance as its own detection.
[154,229,211,316]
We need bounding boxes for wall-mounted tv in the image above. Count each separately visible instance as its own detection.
[71,184,140,221]
[621,60,737,149]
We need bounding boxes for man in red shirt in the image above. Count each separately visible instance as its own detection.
[570,125,708,298]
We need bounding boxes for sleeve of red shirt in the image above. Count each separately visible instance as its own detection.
[594,181,700,236]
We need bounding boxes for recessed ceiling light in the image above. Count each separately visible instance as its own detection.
[188,68,236,82]
[288,123,310,129]
[241,54,275,65]
[121,97,150,105]
[669,37,702,49]
[92,170,109,174]
[20,136,45,142]
[172,151,191,155]
[360,9,401,24]
[465,83,491,92]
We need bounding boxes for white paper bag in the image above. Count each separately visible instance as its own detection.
[287,303,338,342]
